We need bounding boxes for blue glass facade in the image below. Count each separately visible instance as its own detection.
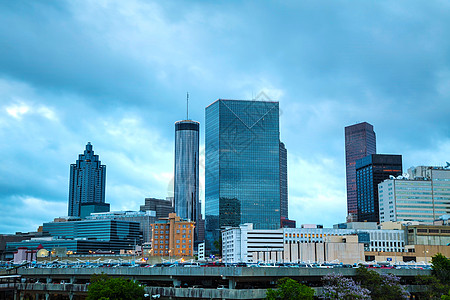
[205,100,281,248]
[6,220,141,254]
[279,142,288,220]
[174,120,200,227]
[68,142,107,217]
[356,154,402,222]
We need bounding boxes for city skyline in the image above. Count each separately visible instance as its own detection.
[1,1,450,233]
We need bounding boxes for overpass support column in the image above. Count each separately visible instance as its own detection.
[45,293,50,300]
[172,279,181,287]
[228,278,236,289]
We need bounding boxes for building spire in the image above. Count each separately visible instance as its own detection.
[186,92,189,120]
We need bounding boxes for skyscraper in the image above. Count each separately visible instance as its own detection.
[174,120,200,229]
[356,154,402,222]
[279,142,288,220]
[68,142,109,217]
[205,99,282,249]
[345,122,376,220]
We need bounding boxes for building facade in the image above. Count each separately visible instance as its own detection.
[86,211,156,243]
[345,122,376,219]
[174,120,200,229]
[379,166,450,224]
[279,142,288,220]
[356,154,402,223]
[68,142,108,217]
[140,197,174,219]
[150,213,194,257]
[222,223,406,263]
[205,100,282,250]
[6,220,140,254]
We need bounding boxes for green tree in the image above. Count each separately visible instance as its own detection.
[442,289,450,300]
[87,273,145,300]
[431,253,450,284]
[356,266,409,300]
[416,275,449,299]
[416,253,450,299]
[265,277,314,300]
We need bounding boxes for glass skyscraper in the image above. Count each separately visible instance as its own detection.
[344,122,376,219]
[279,142,288,220]
[68,142,108,217]
[174,120,200,228]
[356,154,402,223]
[205,99,282,249]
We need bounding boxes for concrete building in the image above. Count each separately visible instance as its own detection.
[378,166,450,224]
[222,224,283,263]
[86,210,156,243]
[13,247,37,264]
[68,142,109,218]
[356,154,402,223]
[345,122,376,221]
[150,213,194,257]
[405,224,450,246]
[279,235,364,264]
[222,223,405,263]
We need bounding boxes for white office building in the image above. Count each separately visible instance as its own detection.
[222,223,405,263]
[222,224,283,263]
[379,166,450,224]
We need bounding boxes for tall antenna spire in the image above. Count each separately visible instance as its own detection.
[186,92,189,120]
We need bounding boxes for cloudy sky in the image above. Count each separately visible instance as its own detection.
[1,1,449,234]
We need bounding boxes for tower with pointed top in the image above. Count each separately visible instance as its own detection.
[68,142,108,217]
[205,99,283,250]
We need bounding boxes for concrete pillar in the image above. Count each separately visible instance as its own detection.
[46,277,52,283]
[70,276,76,284]
[228,278,236,289]
[45,293,50,300]
[69,293,74,300]
[172,279,181,287]
[35,294,39,300]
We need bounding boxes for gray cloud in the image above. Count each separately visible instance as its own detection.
[0,1,449,232]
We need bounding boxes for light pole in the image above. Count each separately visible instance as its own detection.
[424,250,429,264]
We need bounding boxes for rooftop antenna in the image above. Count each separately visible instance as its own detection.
[186,92,189,120]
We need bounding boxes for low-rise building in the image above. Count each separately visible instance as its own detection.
[86,210,156,243]
[150,213,194,257]
[222,223,406,264]
[6,219,141,255]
